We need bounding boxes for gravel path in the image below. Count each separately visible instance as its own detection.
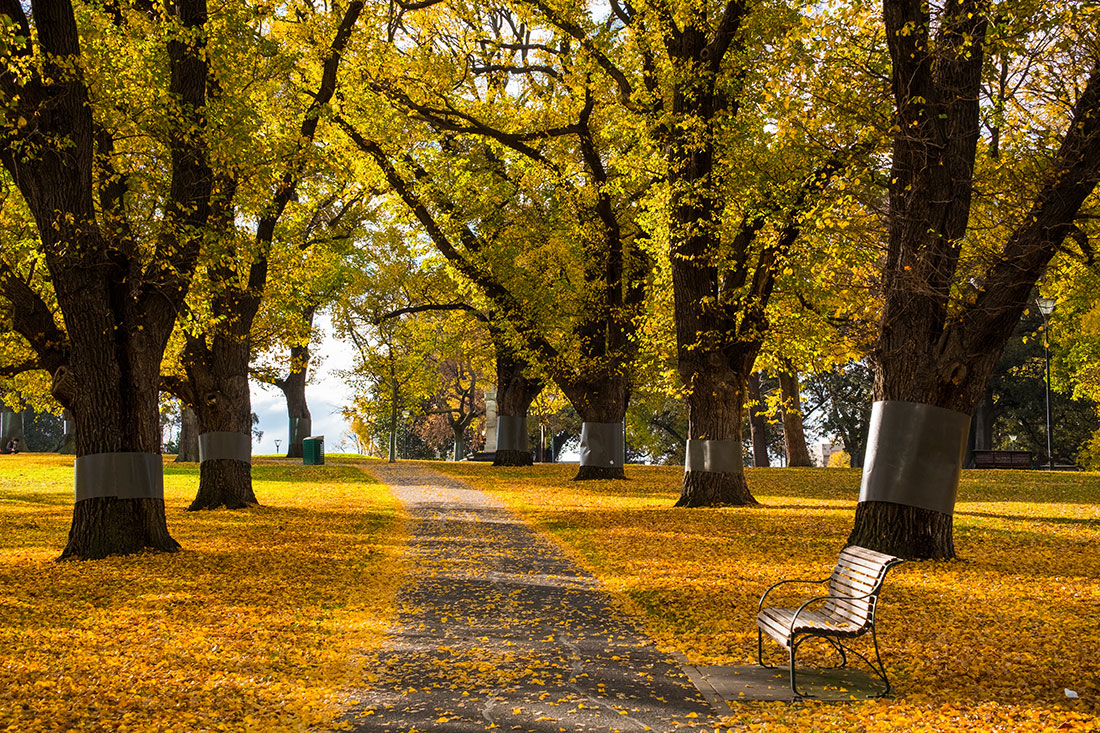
[341,462,716,732]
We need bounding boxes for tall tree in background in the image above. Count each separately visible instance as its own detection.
[0,1,215,558]
[849,0,1100,558]
[523,0,887,503]
[163,3,362,510]
[341,3,651,479]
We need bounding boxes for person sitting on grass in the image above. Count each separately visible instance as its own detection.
[3,437,19,454]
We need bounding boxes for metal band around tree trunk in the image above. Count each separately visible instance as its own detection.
[74,453,164,502]
[579,422,625,467]
[858,400,972,516]
[198,432,252,464]
[289,417,311,443]
[495,415,528,452]
[684,439,741,473]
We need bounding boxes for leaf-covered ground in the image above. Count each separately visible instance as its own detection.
[434,462,1100,732]
[0,454,403,733]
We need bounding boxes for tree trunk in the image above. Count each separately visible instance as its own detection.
[566,378,630,480]
[60,348,181,560]
[452,425,464,461]
[850,3,1100,559]
[59,409,76,455]
[491,329,542,467]
[676,373,758,507]
[278,321,313,459]
[779,369,813,467]
[175,407,199,462]
[388,381,398,463]
[0,406,24,453]
[747,373,770,468]
[848,501,954,560]
[181,332,257,511]
[193,459,255,510]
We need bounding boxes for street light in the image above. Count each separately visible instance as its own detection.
[1036,297,1056,470]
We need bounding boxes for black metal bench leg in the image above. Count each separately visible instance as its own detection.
[789,636,805,698]
[870,626,893,696]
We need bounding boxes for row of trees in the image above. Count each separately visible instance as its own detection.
[1,1,1098,560]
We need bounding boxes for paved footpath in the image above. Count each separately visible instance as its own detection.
[341,463,717,732]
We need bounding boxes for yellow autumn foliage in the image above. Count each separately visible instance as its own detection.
[0,455,403,733]
[435,462,1100,732]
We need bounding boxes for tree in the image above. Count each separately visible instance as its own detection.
[339,3,651,479]
[251,180,370,458]
[848,1,1100,559]
[777,367,813,467]
[513,0,887,502]
[0,1,216,558]
[160,2,362,510]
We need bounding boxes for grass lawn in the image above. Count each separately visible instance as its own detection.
[434,461,1100,732]
[0,454,403,733]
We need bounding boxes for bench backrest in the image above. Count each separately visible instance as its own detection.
[823,546,904,628]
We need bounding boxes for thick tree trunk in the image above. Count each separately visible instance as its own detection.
[181,332,258,511]
[60,350,181,560]
[193,459,255,510]
[491,331,542,467]
[848,501,954,560]
[747,373,770,468]
[566,379,630,481]
[850,3,1100,560]
[175,407,199,462]
[779,369,813,467]
[676,374,758,507]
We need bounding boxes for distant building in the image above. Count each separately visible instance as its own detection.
[813,440,845,467]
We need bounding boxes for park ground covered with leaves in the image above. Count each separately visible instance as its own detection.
[436,462,1100,732]
[0,455,403,733]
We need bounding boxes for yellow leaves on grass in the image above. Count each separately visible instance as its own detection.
[435,461,1100,732]
[0,455,404,732]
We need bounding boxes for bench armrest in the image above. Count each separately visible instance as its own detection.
[787,591,878,632]
[758,577,830,613]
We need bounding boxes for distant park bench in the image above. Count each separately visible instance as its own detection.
[971,449,1032,469]
[757,545,904,698]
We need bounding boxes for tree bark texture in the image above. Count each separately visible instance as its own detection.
[778,369,812,467]
[675,376,758,507]
[491,325,542,467]
[851,1,1100,559]
[193,459,255,510]
[0,0,214,558]
[175,407,200,462]
[848,501,954,561]
[747,373,770,468]
[178,328,258,511]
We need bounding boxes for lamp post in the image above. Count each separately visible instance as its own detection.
[1036,297,1056,470]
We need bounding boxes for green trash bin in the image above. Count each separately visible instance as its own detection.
[302,436,325,465]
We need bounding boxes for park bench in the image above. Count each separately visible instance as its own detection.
[971,449,1032,469]
[757,545,905,697]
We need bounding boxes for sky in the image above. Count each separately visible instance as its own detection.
[249,312,362,456]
